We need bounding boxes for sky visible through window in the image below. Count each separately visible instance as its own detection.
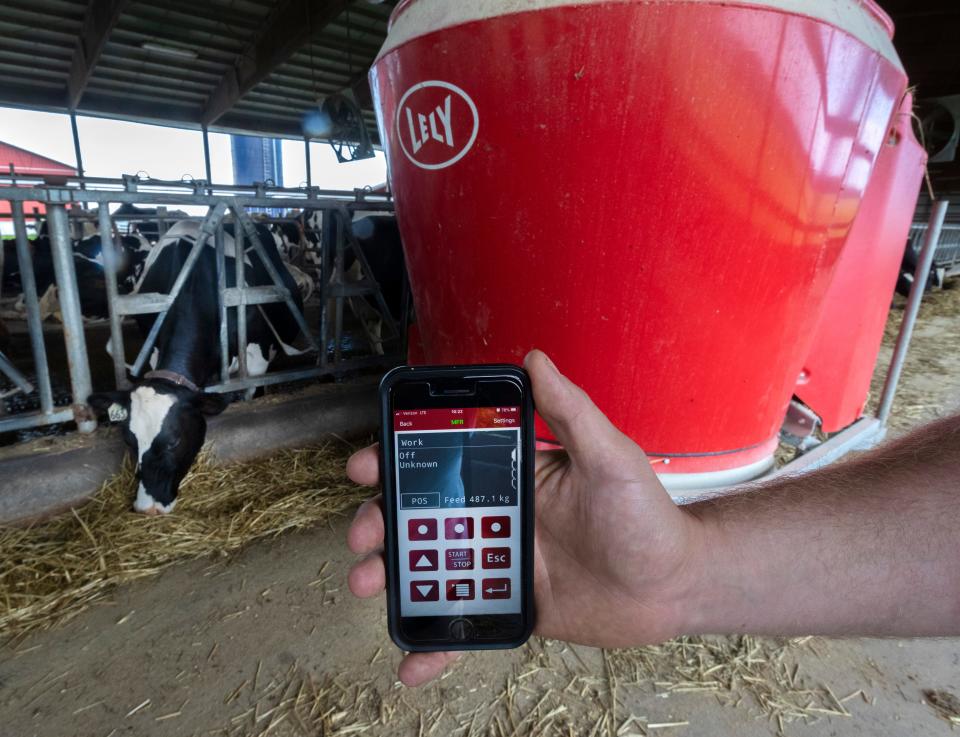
[0,107,387,192]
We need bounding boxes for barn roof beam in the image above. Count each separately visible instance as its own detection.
[201,0,352,127]
[0,82,65,112]
[67,0,130,110]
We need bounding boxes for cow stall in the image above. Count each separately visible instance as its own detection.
[0,173,407,448]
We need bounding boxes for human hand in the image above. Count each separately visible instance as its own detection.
[346,350,703,686]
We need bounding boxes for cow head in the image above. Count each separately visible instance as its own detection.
[89,381,227,514]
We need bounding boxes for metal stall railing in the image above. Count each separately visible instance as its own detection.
[907,221,960,283]
[0,174,404,436]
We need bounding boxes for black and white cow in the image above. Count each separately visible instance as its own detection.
[88,220,303,515]
[1,233,151,317]
[113,203,191,244]
[270,209,322,263]
[349,215,406,321]
[271,209,405,312]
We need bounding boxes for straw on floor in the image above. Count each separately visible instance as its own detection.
[0,442,367,639]
[221,636,863,737]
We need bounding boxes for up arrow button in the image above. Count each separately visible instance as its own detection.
[408,549,438,571]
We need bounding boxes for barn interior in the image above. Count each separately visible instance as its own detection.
[0,0,391,141]
[0,0,407,450]
[1,1,960,736]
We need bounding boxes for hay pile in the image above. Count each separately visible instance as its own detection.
[0,442,366,638]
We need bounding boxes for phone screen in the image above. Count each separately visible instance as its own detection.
[393,405,523,618]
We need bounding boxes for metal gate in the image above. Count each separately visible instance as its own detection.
[0,173,405,436]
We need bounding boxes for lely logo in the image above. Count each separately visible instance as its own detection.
[396,81,479,171]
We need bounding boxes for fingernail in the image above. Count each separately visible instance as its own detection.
[541,353,558,373]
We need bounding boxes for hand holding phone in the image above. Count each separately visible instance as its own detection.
[347,351,697,685]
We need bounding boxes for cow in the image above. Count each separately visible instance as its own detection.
[112,203,191,244]
[269,209,323,276]
[349,215,405,321]
[88,219,303,515]
[1,233,151,317]
[271,208,406,316]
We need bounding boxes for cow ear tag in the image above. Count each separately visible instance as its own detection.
[108,403,129,422]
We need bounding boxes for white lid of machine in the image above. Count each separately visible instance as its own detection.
[376,0,902,72]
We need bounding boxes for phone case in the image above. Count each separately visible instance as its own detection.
[378,364,536,652]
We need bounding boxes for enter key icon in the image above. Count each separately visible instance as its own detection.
[481,578,511,600]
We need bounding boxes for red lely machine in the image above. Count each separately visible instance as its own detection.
[370,0,948,496]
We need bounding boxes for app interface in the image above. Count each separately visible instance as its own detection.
[394,406,522,617]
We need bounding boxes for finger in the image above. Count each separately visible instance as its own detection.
[524,349,649,473]
[347,496,385,554]
[397,651,463,687]
[347,444,380,486]
[347,551,386,598]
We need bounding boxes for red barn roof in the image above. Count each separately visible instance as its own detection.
[0,141,78,221]
[0,140,76,179]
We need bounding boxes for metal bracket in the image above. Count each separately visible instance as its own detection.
[46,188,72,203]
[771,417,886,479]
[780,399,822,451]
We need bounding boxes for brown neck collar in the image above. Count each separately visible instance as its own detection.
[144,369,200,393]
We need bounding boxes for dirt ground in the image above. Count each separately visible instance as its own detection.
[2,286,959,737]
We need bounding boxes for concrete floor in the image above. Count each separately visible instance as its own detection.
[0,519,957,737]
[2,288,960,736]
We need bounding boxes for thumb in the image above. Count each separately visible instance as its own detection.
[523,350,650,474]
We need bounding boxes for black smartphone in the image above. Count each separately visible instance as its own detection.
[379,364,535,651]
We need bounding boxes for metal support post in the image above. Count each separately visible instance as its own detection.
[48,204,97,433]
[235,225,248,378]
[99,204,129,389]
[304,138,312,189]
[318,208,336,370]
[216,224,229,383]
[877,199,950,426]
[334,212,345,366]
[202,125,213,189]
[12,202,54,415]
[70,112,85,180]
